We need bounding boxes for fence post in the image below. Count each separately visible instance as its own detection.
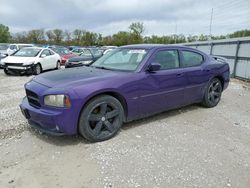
[233,41,240,78]
[210,43,213,55]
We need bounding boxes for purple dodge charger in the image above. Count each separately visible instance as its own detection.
[20,44,230,142]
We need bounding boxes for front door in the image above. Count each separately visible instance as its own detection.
[136,49,187,117]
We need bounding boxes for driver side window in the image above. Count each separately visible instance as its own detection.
[152,50,179,70]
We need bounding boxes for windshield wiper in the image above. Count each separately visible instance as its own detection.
[91,66,113,70]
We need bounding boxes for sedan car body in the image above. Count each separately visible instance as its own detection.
[0,43,9,55]
[20,45,230,142]
[7,43,34,55]
[65,48,103,68]
[51,47,76,65]
[2,47,61,75]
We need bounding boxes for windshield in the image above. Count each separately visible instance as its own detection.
[0,44,9,50]
[53,48,70,55]
[12,48,41,57]
[91,48,148,71]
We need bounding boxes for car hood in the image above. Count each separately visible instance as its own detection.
[68,56,92,62]
[3,56,36,64]
[61,54,76,59]
[32,66,124,88]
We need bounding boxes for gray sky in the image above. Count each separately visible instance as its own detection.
[0,0,249,36]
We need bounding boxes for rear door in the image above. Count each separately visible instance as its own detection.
[179,50,210,104]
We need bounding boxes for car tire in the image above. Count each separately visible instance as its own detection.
[33,64,42,75]
[4,68,11,75]
[56,61,61,70]
[202,78,222,108]
[79,95,124,142]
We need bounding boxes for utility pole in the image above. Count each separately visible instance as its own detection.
[209,8,213,40]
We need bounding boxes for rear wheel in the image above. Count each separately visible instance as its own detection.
[56,61,61,70]
[79,95,124,142]
[33,64,42,75]
[202,78,222,108]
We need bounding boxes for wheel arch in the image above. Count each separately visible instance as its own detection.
[214,75,225,90]
[36,62,42,70]
[77,90,128,130]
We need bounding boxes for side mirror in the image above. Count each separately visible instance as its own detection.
[41,54,46,58]
[147,63,161,72]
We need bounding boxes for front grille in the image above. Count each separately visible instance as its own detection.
[26,89,41,108]
[5,63,23,66]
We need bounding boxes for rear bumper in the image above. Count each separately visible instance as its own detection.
[20,97,76,135]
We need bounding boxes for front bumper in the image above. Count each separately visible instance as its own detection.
[20,97,76,136]
[4,64,35,74]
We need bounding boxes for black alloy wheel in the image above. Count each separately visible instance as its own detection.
[202,78,222,107]
[79,95,124,142]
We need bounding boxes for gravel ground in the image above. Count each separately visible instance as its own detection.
[0,69,250,188]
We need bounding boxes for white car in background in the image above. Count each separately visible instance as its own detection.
[2,47,61,75]
[7,43,34,55]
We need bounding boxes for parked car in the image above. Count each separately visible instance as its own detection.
[0,54,8,69]
[65,48,103,68]
[20,45,230,142]
[51,47,76,65]
[70,47,86,55]
[7,44,34,55]
[0,43,9,55]
[2,47,61,75]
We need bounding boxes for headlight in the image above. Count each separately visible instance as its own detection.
[44,95,71,108]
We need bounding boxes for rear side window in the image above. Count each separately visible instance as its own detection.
[41,50,51,56]
[181,51,203,67]
[152,50,179,70]
[49,50,55,55]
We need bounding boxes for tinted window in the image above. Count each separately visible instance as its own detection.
[181,51,203,67]
[153,50,179,70]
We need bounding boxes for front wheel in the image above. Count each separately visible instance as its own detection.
[33,64,42,75]
[4,68,11,75]
[79,95,124,142]
[202,78,222,108]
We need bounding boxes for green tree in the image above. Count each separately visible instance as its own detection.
[53,29,64,44]
[129,22,145,44]
[27,29,44,43]
[0,24,11,42]
[73,29,83,45]
[46,30,55,44]
[229,29,250,38]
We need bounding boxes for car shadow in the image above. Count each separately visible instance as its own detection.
[122,104,201,130]
[28,104,202,146]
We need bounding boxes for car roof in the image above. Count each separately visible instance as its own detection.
[10,44,33,46]
[120,44,194,50]
[22,47,47,50]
